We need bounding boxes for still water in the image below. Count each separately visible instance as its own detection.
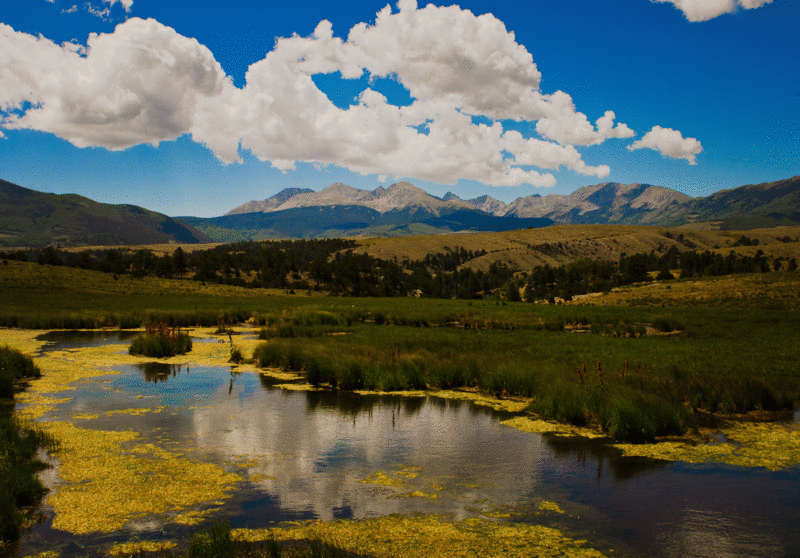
[12,331,800,557]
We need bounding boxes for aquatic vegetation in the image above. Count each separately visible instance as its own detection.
[0,412,58,542]
[0,344,58,543]
[359,470,407,489]
[108,540,177,555]
[233,514,608,557]
[0,344,41,399]
[614,421,800,471]
[501,416,607,439]
[41,421,241,534]
[537,500,565,514]
[129,321,192,357]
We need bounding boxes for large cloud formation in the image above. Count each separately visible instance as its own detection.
[1,1,699,187]
[653,0,772,22]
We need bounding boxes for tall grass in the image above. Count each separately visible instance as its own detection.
[250,304,799,442]
[0,345,41,399]
[129,322,193,358]
[0,346,57,542]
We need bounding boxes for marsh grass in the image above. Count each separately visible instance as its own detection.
[129,322,193,358]
[0,345,41,399]
[250,303,797,442]
[0,347,58,542]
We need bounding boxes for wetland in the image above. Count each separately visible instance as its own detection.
[3,327,799,558]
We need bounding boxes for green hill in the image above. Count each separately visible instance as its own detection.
[0,179,210,247]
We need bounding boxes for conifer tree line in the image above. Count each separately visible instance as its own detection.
[2,236,796,301]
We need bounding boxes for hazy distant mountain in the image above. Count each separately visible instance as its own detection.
[225,187,314,215]
[184,204,552,242]
[504,182,692,224]
[444,192,509,215]
[0,179,209,247]
[227,181,474,216]
[211,175,800,240]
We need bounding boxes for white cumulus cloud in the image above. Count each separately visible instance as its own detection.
[628,126,703,165]
[653,0,773,22]
[1,2,697,189]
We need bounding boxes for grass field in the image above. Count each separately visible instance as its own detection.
[2,256,798,444]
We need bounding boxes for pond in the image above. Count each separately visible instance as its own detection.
[8,330,800,557]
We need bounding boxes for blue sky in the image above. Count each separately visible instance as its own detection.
[1,0,798,217]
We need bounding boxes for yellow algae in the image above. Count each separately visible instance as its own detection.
[108,540,177,555]
[359,470,406,488]
[614,422,800,471]
[105,407,164,416]
[430,390,531,413]
[395,491,438,499]
[538,500,565,514]
[174,509,219,526]
[258,369,305,382]
[250,474,276,482]
[393,466,420,479]
[23,551,59,558]
[0,328,51,355]
[72,413,99,420]
[16,394,73,421]
[501,416,607,439]
[39,422,240,534]
[272,383,324,391]
[353,389,428,398]
[233,514,608,558]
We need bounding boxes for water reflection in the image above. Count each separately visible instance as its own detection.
[136,362,189,384]
[13,342,800,558]
[35,330,136,354]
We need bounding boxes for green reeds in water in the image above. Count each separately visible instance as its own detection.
[0,346,58,541]
[129,321,192,358]
[0,345,41,400]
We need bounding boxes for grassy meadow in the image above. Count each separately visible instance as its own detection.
[2,256,799,444]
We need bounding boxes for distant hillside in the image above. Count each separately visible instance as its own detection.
[655,175,800,229]
[0,179,210,247]
[182,205,552,242]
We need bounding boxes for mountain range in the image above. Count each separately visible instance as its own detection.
[2,175,799,247]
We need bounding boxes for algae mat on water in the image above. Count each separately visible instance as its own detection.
[613,421,800,471]
[6,329,244,535]
[233,514,608,557]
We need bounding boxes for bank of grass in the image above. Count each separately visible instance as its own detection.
[251,303,799,442]
[0,346,58,543]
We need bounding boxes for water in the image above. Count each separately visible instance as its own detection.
[11,331,800,557]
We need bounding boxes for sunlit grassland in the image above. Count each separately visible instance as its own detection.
[577,270,800,310]
[2,258,799,443]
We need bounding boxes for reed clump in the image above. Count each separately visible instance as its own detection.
[129,321,193,358]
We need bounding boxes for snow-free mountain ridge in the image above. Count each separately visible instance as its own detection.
[226,180,692,224]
